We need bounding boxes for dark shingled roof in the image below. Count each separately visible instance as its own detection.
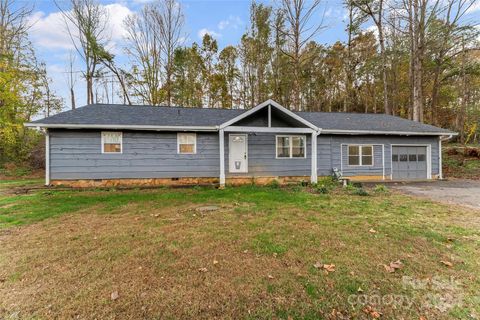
[32,104,244,127]
[29,103,454,135]
[298,111,453,134]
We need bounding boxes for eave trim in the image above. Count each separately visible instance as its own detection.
[24,123,218,132]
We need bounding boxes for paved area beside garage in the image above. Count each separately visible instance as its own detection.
[392,179,480,209]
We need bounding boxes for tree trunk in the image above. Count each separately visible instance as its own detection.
[430,66,441,125]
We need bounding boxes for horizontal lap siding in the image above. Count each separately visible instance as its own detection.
[49,130,439,181]
[317,135,439,178]
[225,133,311,177]
[50,130,220,180]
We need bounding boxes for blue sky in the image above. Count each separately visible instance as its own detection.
[24,0,480,110]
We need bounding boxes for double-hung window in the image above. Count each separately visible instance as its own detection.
[276,135,306,158]
[102,131,122,153]
[177,133,196,154]
[348,145,373,166]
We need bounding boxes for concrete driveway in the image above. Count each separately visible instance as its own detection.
[392,179,480,210]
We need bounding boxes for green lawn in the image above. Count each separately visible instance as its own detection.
[0,180,479,319]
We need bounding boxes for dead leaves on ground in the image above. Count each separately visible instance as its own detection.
[363,305,382,318]
[313,261,336,274]
[440,260,453,267]
[110,291,119,301]
[383,260,403,273]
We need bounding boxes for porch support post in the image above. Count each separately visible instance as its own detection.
[219,129,225,187]
[311,132,318,184]
[45,129,50,186]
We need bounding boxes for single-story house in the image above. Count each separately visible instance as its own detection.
[25,99,456,187]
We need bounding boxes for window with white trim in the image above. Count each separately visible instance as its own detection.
[348,145,373,166]
[102,131,122,153]
[177,133,196,154]
[276,135,306,158]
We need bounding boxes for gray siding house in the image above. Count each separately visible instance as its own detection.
[25,100,455,187]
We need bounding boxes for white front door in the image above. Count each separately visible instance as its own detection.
[229,134,248,173]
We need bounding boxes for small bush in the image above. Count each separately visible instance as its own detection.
[464,147,480,158]
[374,184,389,193]
[1,163,32,177]
[446,148,459,156]
[313,176,337,194]
[316,186,330,194]
[352,182,363,189]
[300,180,309,187]
[267,179,280,189]
[345,183,357,191]
[352,188,369,196]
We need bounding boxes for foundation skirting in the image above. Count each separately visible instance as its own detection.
[50,176,311,188]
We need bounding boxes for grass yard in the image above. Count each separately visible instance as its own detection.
[0,180,479,319]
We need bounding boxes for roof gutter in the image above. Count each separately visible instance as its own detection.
[24,124,455,136]
[320,129,457,136]
[440,134,455,141]
[24,123,218,132]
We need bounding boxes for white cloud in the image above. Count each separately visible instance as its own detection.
[28,11,74,50]
[365,25,379,40]
[27,3,133,51]
[466,1,480,13]
[197,28,221,39]
[218,15,243,30]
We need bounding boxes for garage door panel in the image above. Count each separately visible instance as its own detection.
[392,146,428,180]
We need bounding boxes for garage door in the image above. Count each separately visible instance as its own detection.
[392,146,428,180]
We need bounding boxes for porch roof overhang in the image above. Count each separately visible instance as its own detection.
[223,126,316,133]
[219,99,320,131]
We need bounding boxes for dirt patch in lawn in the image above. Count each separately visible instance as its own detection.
[0,187,479,319]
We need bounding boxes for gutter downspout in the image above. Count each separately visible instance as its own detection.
[438,134,454,180]
[45,129,50,186]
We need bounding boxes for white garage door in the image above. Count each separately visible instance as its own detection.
[392,146,428,180]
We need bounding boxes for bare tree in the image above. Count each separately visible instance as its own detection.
[427,0,477,124]
[65,51,77,109]
[352,0,391,115]
[402,0,442,121]
[277,0,325,111]
[56,0,109,105]
[0,0,32,58]
[124,4,163,105]
[151,0,184,106]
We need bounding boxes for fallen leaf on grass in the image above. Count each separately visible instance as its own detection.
[363,305,381,318]
[383,260,403,273]
[313,262,336,273]
[323,264,336,272]
[198,267,208,273]
[369,228,377,233]
[267,274,274,279]
[440,260,453,267]
[111,291,119,301]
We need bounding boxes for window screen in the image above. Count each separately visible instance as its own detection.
[178,133,196,154]
[102,132,122,153]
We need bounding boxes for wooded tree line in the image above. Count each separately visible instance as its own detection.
[1,0,479,165]
[0,0,62,163]
[59,0,479,143]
